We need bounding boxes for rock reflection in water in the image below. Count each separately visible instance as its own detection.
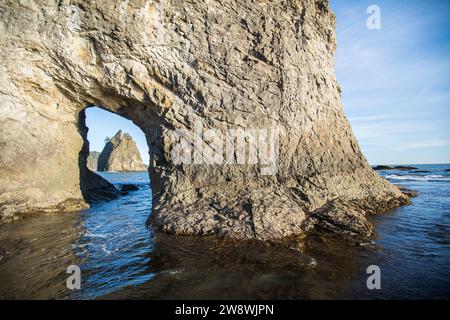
[104,233,370,300]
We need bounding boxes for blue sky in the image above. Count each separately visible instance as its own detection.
[86,0,450,165]
[331,0,450,164]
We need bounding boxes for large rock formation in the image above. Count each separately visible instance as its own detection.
[97,130,147,172]
[0,0,408,240]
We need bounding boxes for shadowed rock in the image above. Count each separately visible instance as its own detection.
[81,169,120,203]
[120,184,139,192]
[310,200,375,242]
[397,186,418,198]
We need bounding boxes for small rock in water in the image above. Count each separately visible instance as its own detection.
[120,184,139,192]
[398,186,418,198]
[373,165,394,170]
[393,166,418,170]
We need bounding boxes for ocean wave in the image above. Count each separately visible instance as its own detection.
[161,268,184,275]
[385,174,450,182]
[84,230,108,238]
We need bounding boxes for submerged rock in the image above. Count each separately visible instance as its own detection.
[97,131,147,172]
[397,186,418,198]
[0,0,408,240]
[393,166,418,171]
[120,184,139,192]
[309,200,375,242]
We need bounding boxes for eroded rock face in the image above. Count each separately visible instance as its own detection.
[97,130,147,172]
[0,0,408,240]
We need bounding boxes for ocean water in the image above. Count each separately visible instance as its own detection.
[0,165,449,299]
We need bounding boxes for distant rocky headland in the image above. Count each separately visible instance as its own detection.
[0,0,410,243]
[373,165,419,171]
[87,151,100,171]
[97,130,147,172]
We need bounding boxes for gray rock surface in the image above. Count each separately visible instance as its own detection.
[87,151,100,171]
[0,0,408,241]
[97,130,147,172]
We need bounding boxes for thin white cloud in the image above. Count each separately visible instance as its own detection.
[348,114,397,122]
[331,0,450,164]
[399,139,450,151]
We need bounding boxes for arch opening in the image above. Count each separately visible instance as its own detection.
[77,105,152,204]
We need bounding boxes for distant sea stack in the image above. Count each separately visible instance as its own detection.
[87,151,100,171]
[97,131,147,172]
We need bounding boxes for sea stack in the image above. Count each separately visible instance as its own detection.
[97,131,147,172]
[0,0,409,241]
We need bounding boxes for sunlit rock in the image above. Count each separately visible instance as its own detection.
[97,130,147,172]
[0,0,408,240]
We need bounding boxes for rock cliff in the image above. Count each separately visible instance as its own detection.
[0,0,408,240]
[97,130,147,172]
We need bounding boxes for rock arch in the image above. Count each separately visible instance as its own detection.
[0,0,408,241]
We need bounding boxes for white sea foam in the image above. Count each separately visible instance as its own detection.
[162,268,184,275]
[308,257,317,268]
[386,174,450,182]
